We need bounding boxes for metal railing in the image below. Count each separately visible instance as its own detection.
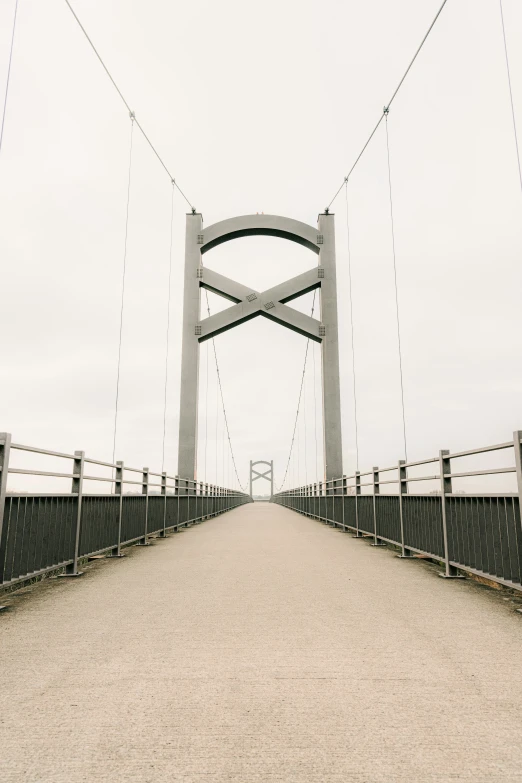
[0,433,251,589]
[273,431,522,591]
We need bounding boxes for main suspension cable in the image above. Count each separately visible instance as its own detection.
[112,114,134,466]
[325,0,451,210]
[499,0,522,197]
[385,114,408,462]
[63,0,195,210]
[345,181,360,471]
[0,0,19,158]
[161,179,175,472]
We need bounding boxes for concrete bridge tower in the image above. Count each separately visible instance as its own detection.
[177,212,343,485]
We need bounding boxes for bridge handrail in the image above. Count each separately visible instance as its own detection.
[3,439,245,496]
[274,434,522,496]
[0,433,251,591]
[272,430,522,593]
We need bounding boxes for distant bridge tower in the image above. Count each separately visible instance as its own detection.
[250,460,274,498]
[177,213,343,483]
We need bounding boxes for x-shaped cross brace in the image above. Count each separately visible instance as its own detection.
[197,266,323,343]
[251,467,272,482]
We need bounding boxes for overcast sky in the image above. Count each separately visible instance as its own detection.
[1,0,521,494]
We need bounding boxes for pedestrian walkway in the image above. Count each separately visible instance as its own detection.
[1,501,522,782]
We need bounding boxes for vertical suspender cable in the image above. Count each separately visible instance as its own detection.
[203,289,246,490]
[303,354,308,485]
[161,180,175,472]
[276,290,317,491]
[112,113,135,465]
[499,0,522,196]
[296,399,300,487]
[215,352,219,484]
[0,0,19,158]
[204,341,209,481]
[384,112,408,462]
[312,342,319,481]
[222,398,226,487]
[345,182,360,472]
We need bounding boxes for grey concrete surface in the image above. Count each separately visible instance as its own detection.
[2,502,522,782]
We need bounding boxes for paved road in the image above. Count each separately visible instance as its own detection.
[2,502,522,782]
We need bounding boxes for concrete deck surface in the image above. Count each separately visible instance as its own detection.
[1,501,522,782]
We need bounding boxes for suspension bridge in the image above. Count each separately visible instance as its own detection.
[1,1,522,781]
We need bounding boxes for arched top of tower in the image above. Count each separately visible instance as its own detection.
[200,214,320,255]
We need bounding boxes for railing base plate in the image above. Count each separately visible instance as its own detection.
[438,572,466,580]
[57,572,84,578]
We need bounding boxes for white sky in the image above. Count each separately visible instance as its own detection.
[0,0,521,494]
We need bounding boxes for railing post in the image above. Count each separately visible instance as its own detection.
[109,460,125,557]
[371,466,386,546]
[438,450,462,578]
[174,477,180,530]
[63,450,85,576]
[397,459,413,558]
[0,433,12,590]
[160,471,168,537]
[137,467,150,545]
[514,431,522,508]
[342,475,347,531]
[353,471,362,537]
[512,431,522,582]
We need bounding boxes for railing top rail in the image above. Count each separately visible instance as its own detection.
[11,442,76,460]
[402,456,439,469]
[446,441,513,460]
[84,457,118,469]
